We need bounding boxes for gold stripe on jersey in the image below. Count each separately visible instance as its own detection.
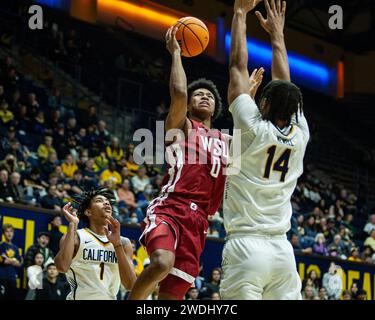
[83,228,111,247]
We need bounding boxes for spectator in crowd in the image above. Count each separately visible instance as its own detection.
[356,289,367,300]
[41,151,59,179]
[194,264,206,291]
[130,240,143,277]
[290,233,312,255]
[120,166,131,182]
[322,262,343,300]
[364,229,375,251]
[131,166,150,194]
[0,224,23,300]
[200,268,221,299]
[302,270,320,296]
[35,261,67,300]
[80,104,98,129]
[106,137,124,165]
[61,154,78,179]
[0,126,17,157]
[41,185,64,211]
[348,247,362,262]
[82,158,98,188]
[350,282,361,299]
[26,93,40,118]
[302,285,315,300]
[186,287,199,300]
[115,179,143,222]
[144,163,160,178]
[15,105,31,133]
[25,252,44,300]
[313,233,329,256]
[95,120,111,150]
[0,99,14,125]
[9,171,26,204]
[318,287,328,300]
[0,154,19,173]
[66,117,78,137]
[75,128,90,150]
[32,110,46,135]
[24,231,54,269]
[100,162,122,187]
[37,136,56,162]
[211,292,221,300]
[363,214,375,235]
[328,234,348,259]
[93,151,109,172]
[125,153,139,177]
[361,246,374,264]
[67,169,85,196]
[342,290,352,300]
[24,167,48,201]
[49,216,64,256]
[0,169,14,203]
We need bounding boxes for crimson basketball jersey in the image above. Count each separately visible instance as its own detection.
[148,119,228,217]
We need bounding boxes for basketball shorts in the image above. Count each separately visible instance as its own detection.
[139,202,209,300]
[220,234,302,300]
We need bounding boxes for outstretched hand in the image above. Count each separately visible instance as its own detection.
[105,216,121,247]
[249,68,265,99]
[165,25,181,55]
[62,202,79,226]
[234,0,263,14]
[255,0,286,36]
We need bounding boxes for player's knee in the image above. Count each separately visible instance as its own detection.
[149,250,174,277]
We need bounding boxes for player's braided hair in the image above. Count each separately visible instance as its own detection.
[73,188,115,224]
[259,80,303,126]
[187,78,223,121]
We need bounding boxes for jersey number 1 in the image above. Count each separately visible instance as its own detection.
[99,262,105,280]
[264,145,291,182]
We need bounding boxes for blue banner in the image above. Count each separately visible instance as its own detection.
[1,204,374,299]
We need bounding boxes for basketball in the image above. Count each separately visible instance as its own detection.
[174,17,209,57]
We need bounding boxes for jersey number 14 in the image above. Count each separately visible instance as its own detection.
[263,145,291,182]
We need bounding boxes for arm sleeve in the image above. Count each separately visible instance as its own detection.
[229,93,261,133]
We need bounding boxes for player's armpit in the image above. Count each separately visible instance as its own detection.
[229,93,260,132]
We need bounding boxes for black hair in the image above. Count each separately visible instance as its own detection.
[73,188,115,224]
[259,80,303,126]
[187,78,223,122]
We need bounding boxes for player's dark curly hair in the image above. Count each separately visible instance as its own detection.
[259,80,303,126]
[73,188,115,224]
[187,78,223,121]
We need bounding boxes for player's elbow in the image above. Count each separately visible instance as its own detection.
[54,257,70,273]
[170,87,187,100]
[122,273,136,291]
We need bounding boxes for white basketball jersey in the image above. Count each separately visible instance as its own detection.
[224,94,310,236]
[66,228,123,300]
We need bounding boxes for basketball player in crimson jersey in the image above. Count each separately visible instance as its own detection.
[128,25,228,300]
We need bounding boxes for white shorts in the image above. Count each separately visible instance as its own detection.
[220,234,302,300]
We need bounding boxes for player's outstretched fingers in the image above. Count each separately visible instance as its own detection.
[270,0,276,13]
[255,11,267,28]
[281,1,286,15]
[276,0,281,14]
[250,68,258,79]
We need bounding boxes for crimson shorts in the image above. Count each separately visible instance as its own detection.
[139,202,209,300]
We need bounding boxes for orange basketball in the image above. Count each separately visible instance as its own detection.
[174,17,209,57]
